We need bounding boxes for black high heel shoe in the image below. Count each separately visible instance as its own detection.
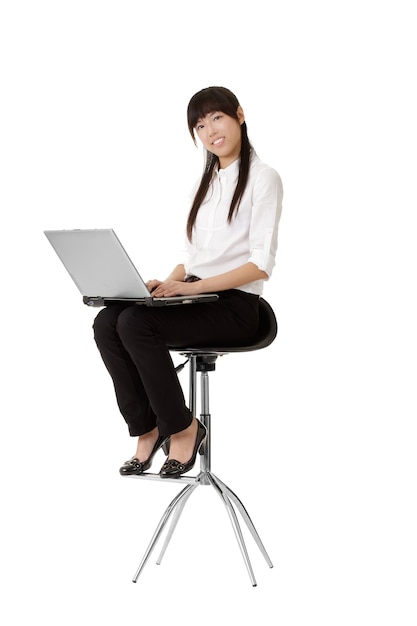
[159,420,207,478]
[119,435,169,476]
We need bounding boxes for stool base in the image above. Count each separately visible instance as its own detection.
[130,470,273,587]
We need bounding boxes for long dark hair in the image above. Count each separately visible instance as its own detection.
[186,86,253,241]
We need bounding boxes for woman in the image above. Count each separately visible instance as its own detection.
[93,86,283,478]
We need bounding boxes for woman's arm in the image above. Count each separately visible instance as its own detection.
[150,262,266,298]
[197,263,267,293]
[165,264,187,281]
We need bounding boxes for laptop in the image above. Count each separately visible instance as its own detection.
[44,228,218,307]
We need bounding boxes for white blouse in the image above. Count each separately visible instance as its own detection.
[183,152,283,295]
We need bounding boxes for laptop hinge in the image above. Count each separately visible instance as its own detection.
[83,296,105,307]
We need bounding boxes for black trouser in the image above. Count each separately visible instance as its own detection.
[93,289,259,437]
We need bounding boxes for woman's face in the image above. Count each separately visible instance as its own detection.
[195,106,245,169]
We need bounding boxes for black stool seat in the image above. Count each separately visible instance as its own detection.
[130,296,277,587]
[168,296,277,355]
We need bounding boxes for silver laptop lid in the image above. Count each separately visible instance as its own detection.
[44,228,150,298]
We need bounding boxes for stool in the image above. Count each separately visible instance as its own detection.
[130,297,278,586]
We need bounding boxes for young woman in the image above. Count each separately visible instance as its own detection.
[93,86,283,478]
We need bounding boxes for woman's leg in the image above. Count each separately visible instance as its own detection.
[94,291,259,465]
[115,305,194,438]
[93,305,158,437]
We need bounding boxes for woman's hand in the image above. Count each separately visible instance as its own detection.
[146,279,163,294]
[150,279,199,298]
[146,265,193,297]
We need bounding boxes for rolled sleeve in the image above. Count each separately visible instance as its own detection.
[248,167,283,277]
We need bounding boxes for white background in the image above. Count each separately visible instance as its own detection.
[1,1,416,624]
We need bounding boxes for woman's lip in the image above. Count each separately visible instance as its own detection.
[212,137,225,146]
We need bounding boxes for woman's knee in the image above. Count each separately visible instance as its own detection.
[93,306,124,342]
[116,306,153,342]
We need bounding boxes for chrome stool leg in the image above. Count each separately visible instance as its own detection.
[132,482,197,583]
[156,480,199,565]
[210,473,273,568]
[208,472,258,586]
